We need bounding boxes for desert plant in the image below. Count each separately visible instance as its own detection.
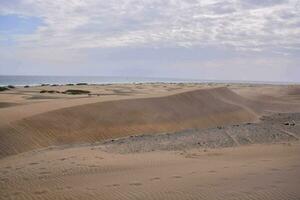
[40,90,60,94]
[41,84,50,86]
[0,86,9,92]
[64,89,90,95]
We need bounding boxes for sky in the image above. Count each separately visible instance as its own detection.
[0,0,299,82]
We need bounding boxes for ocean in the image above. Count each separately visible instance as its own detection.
[0,75,202,86]
[0,75,297,86]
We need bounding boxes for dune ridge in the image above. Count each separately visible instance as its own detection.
[1,86,300,158]
[0,87,261,158]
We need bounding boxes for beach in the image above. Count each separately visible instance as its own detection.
[0,83,300,199]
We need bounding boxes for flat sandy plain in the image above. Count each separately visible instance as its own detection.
[0,83,300,200]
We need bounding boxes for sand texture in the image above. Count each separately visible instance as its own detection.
[1,83,300,199]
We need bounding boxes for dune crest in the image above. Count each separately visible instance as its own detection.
[0,87,260,157]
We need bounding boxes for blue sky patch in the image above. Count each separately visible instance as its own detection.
[0,14,43,34]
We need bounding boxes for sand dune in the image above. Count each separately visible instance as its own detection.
[1,84,300,200]
[1,86,300,158]
[0,87,261,157]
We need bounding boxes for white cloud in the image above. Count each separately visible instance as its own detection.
[0,0,300,82]
[0,0,299,52]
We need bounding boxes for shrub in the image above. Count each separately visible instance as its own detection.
[7,85,15,89]
[24,85,30,88]
[0,86,9,92]
[47,90,56,93]
[66,83,74,86]
[76,83,88,85]
[40,90,60,94]
[64,89,90,95]
[41,84,50,86]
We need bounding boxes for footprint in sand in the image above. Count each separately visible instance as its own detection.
[129,182,143,186]
[88,165,100,168]
[171,175,182,179]
[39,171,51,175]
[150,177,161,181]
[260,159,271,162]
[208,170,217,173]
[106,183,120,187]
[66,186,72,190]
[29,162,39,166]
[208,183,219,188]
[12,191,22,196]
[0,178,9,182]
[269,168,280,172]
[34,190,48,195]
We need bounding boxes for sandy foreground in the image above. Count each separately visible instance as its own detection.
[1,143,300,200]
[0,83,300,199]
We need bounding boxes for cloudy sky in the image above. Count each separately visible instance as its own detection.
[0,0,299,82]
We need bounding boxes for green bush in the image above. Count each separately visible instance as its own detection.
[40,90,60,94]
[0,86,9,92]
[64,89,90,95]
[7,85,15,89]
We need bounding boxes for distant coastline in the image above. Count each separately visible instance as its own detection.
[0,75,299,86]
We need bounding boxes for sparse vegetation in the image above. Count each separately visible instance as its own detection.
[24,85,30,88]
[63,89,90,95]
[40,90,60,94]
[41,84,50,86]
[7,85,15,89]
[76,83,88,85]
[66,83,74,86]
[0,86,9,92]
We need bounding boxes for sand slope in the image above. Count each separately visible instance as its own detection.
[1,86,300,158]
[1,84,300,200]
[1,143,300,200]
[0,87,259,158]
